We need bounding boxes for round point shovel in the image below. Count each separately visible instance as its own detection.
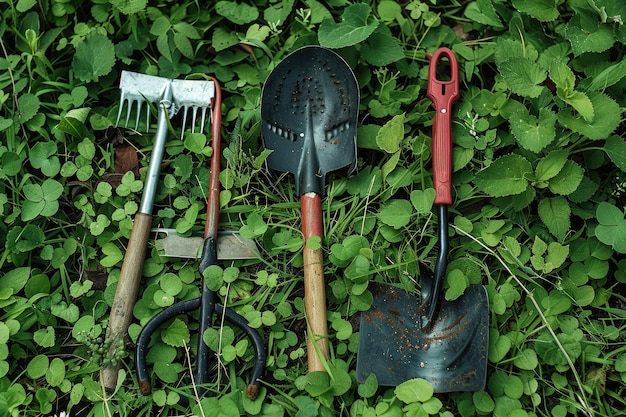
[261,46,359,372]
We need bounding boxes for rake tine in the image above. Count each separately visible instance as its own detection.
[180,106,189,140]
[191,107,199,134]
[135,99,144,131]
[115,97,125,127]
[200,107,206,133]
[124,98,134,128]
[145,100,151,132]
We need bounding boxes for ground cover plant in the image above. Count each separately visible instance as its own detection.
[1,0,626,416]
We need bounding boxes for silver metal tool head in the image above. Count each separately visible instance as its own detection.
[116,71,216,138]
[170,78,215,139]
[116,71,169,131]
[153,228,259,260]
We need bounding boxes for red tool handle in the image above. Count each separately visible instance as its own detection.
[204,76,222,241]
[427,47,459,206]
[300,192,329,373]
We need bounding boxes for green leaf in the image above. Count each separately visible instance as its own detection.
[509,108,556,153]
[72,32,116,82]
[0,117,13,132]
[1,151,22,176]
[240,212,268,238]
[16,0,36,12]
[535,149,568,182]
[445,269,469,301]
[376,114,404,153]
[17,93,40,123]
[587,59,626,91]
[558,92,621,140]
[52,302,79,323]
[535,330,583,366]
[318,3,380,48]
[358,373,378,398]
[161,318,190,347]
[595,202,626,253]
[498,57,546,98]
[263,0,294,26]
[57,113,93,139]
[0,267,31,295]
[514,348,538,370]
[21,179,63,221]
[45,358,65,387]
[173,22,201,39]
[212,27,240,52]
[395,378,434,403]
[377,199,412,229]
[538,197,571,241]
[475,154,533,197]
[360,25,405,66]
[173,32,193,59]
[409,188,436,214]
[34,326,55,347]
[473,391,495,413]
[101,242,123,267]
[111,0,147,14]
[604,136,626,172]
[154,361,184,383]
[561,91,594,123]
[496,38,539,63]
[215,1,259,25]
[512,0,559,21]
[565,15,615,56]
[488,329,512,363]
[547,160,584,195]
[27,354,49,379]
[464,0,503,27]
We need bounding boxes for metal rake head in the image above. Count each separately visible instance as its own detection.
[116,71,216,139]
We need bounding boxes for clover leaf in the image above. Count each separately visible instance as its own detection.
[595,202,626,253]
[21,179,63,221]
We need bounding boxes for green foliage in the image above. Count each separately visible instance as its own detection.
[1,0,625,416]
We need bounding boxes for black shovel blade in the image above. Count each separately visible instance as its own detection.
[356,285,489,392]
[261,46,359,196]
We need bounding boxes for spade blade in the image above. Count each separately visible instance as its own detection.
[261,46,359,196]
[356,285,489,392]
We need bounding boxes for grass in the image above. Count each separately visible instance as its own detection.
[1,0,626,416]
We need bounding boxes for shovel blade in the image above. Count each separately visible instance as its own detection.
[356,285,489,392]
[261,46,359,196]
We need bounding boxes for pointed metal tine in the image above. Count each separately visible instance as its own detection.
[191,107,199,134]
[200,107,208,134]
[115,91,126,127]
[145,100,151,132]
[135,99,143,131]
[124,99,133,128]
[180,106,189,140]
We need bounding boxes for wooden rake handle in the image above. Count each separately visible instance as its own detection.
[102,212,152,391]
[301,192,329,373]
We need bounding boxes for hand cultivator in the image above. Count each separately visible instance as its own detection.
[134,78,264,399]
[104,72,265,398]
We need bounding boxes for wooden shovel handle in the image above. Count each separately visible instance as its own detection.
[301,192,329,373]
[102,212,152,391]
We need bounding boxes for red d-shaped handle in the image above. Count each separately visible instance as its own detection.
[427,47,459,206]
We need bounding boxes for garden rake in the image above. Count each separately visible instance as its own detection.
[102,71,216,392]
